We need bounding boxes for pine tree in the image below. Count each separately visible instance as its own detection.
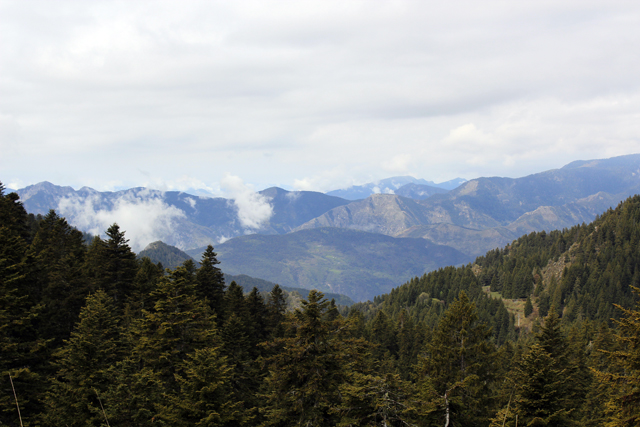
[84,224,138,308]
[28,210,88,344]
[246,287,269,351]
[333,372,418,426]
[601,290,640,425]
[260,290,364,426]
[536,308,590,415]
[368,310,397,368]
[156,347,248,426]
[225,281,248,320]
[266,284,287,338]
[195,245,226,319]
[582,322,619,426]
[524,296,533,318]
[415,291,496,426]
[0,184,46,424]
[126,257,163,320]
[43,290,122,426]
[396,310,419,379]
[133,264,217,385]
[493,343,571,426]
[110,264,219,424]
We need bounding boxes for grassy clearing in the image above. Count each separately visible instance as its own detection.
[482,286,534,331]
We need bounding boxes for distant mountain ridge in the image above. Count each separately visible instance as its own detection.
[11,154,640,301]
[325,176,466,200]
[298,154,640,256]
[16,183,351,250]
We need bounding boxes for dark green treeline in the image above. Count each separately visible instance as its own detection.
[3,181,640,425]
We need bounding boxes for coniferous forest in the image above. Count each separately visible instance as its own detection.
[4,179,640,426]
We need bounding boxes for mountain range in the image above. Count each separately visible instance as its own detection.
[325,176,465,200]
[13,153,640,301]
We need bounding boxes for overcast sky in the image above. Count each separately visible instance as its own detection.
[2,0,640,194]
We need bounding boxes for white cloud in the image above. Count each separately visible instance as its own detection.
[220,174,273,229]
[57,192,186,251]
[382,154,412,174]
[2,1,640,190]
[285,191,302,201]
[293,165,358,192]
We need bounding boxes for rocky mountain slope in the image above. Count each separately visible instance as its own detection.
[297,154,640,256]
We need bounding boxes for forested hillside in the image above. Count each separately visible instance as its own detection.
[3,181,640,425]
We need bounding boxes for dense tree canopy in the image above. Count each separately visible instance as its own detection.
[2,184,640,425]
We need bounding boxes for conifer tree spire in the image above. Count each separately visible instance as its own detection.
[195,244,225,317]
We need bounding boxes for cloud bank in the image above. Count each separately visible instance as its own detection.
[57,191,186,252]
[220,174,273,229]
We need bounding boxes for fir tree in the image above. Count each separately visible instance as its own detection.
[260,290,364,426]
[536,308,590,415]
[601,289,640,425]
[133,264,217,386]
[43,290,122,426]
[28,210,87,344]
[0,184,46,424]
[333,372,418,427]
[195,245,226,318]
[156,347,248,426]
[415,291,496,426]
[84,224,138,308]
[494,343,571,426]
[114,264,219,423]
[524,296,533,318]
[266,284,287,338]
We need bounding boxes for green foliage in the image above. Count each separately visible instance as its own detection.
[196,245,226,318]
[260,291,367,426]
[28,210,88,344]
[0,183,47,424]
[43,290,122,426]
[415,291,497,425]
[156,347,247,426]
[132,264,218,386]
[524,296,534,317]
[84,223,138,308]
[333,372,418,426]
[601,289,640,425]
[511,343,573,426]
[5,183,640,426]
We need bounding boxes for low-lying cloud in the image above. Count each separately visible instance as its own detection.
[57,191,186,252]
[221,174,273,230]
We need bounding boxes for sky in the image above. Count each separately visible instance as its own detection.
[2,0,640,195]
